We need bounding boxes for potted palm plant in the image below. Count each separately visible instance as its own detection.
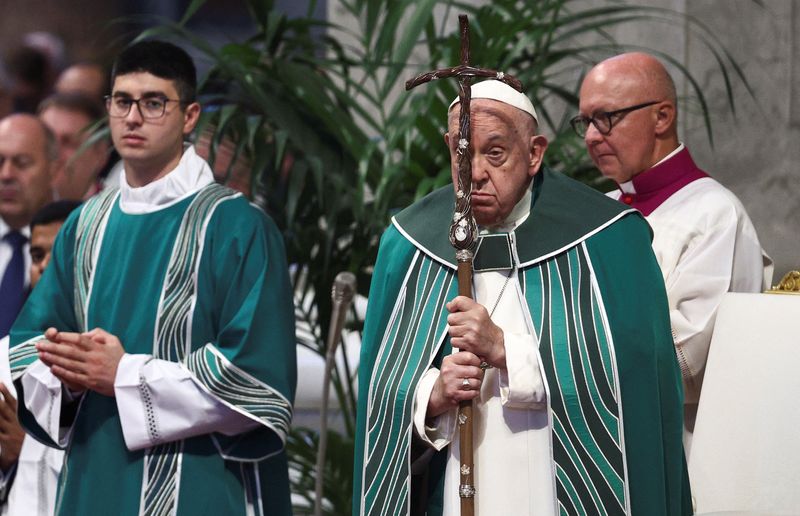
[139,0,755,512]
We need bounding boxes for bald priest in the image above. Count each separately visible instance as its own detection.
[352,80,692,516]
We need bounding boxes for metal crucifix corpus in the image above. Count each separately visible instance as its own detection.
[405,14,524,516]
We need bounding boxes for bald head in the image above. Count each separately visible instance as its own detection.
[0,114,57,162]
[588,52,676,105]
[0,114,56,228]
[578,52,680,184]
[55,63,107,101]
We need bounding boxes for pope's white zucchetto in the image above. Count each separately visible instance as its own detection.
[448,79,538,123]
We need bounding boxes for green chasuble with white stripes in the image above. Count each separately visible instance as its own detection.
[353,168,691,515]
[9,184,296,516]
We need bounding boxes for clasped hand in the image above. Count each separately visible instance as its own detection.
[0,383,24,470]
[427,296,505,418]
[36,327,126,397]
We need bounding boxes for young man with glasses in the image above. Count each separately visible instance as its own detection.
[8,40,296,515]
[575,52,771,453]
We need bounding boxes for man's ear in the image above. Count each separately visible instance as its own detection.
[653,101,676,137]
[182,102,201,135]
[444,131,450,149]
[528,134,548,177]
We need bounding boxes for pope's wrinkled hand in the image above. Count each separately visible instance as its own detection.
[37,327,126,397]
[427,351,485,418]
[446,296,506,369]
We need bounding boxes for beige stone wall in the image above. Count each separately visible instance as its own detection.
[583,0,797,277]
[682,0,798,280]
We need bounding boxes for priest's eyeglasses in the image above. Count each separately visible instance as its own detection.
[104,95,185,119]
[569,101,660,137]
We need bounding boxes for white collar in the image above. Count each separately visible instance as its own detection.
[0,217,31,240]
[119,145,215,214]
[480,187,532,234]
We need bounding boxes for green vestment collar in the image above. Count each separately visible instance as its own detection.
[392,167,641,270]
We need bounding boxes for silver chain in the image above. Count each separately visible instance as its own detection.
[488,268,515,317]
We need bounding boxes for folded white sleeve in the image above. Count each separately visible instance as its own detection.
[498,333,547,409]
[114,353,261,451]
[20,361,73,446]
[412,368,458,450]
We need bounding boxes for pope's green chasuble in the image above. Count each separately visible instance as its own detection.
[9,178,295,516]
[353,169,691,515]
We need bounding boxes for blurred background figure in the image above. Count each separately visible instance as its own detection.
[22,32,67,73]
[5,32,65,114]
[54,62,108,102]
[0,61,12,119]
[0,114,56,337]
[0,200,80,516]
[38,93,109,200]
[28,200,82,286]
[195,126,253,197]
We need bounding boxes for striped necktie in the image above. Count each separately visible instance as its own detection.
[0,230,27,336]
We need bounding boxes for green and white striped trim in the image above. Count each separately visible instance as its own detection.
[8,336,47,379]
[187,343,292,443]
[140,183,237,516]
[241,462,265,516]
[523,245,628,516]
[73,187,119,332]
[359,245,628,515]
[360,251,456,516]
[140,440,184,516]
[153,183,237,363]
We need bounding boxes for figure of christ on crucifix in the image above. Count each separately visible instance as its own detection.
[353,15,692,516]
[405,15,527,516]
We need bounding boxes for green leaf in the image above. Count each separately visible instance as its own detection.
[379,0,438,98]
[179,0,207,26]
[146,2,760,512]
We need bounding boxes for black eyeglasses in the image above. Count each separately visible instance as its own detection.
[570,101,660,137]
[104,95,185,120]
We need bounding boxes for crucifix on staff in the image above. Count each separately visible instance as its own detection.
[405,14,526,516]
[354,10,692,516]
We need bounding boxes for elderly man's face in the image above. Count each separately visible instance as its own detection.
[446,99,546,227]
[578,73,660,184]
[0,116,53,228]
